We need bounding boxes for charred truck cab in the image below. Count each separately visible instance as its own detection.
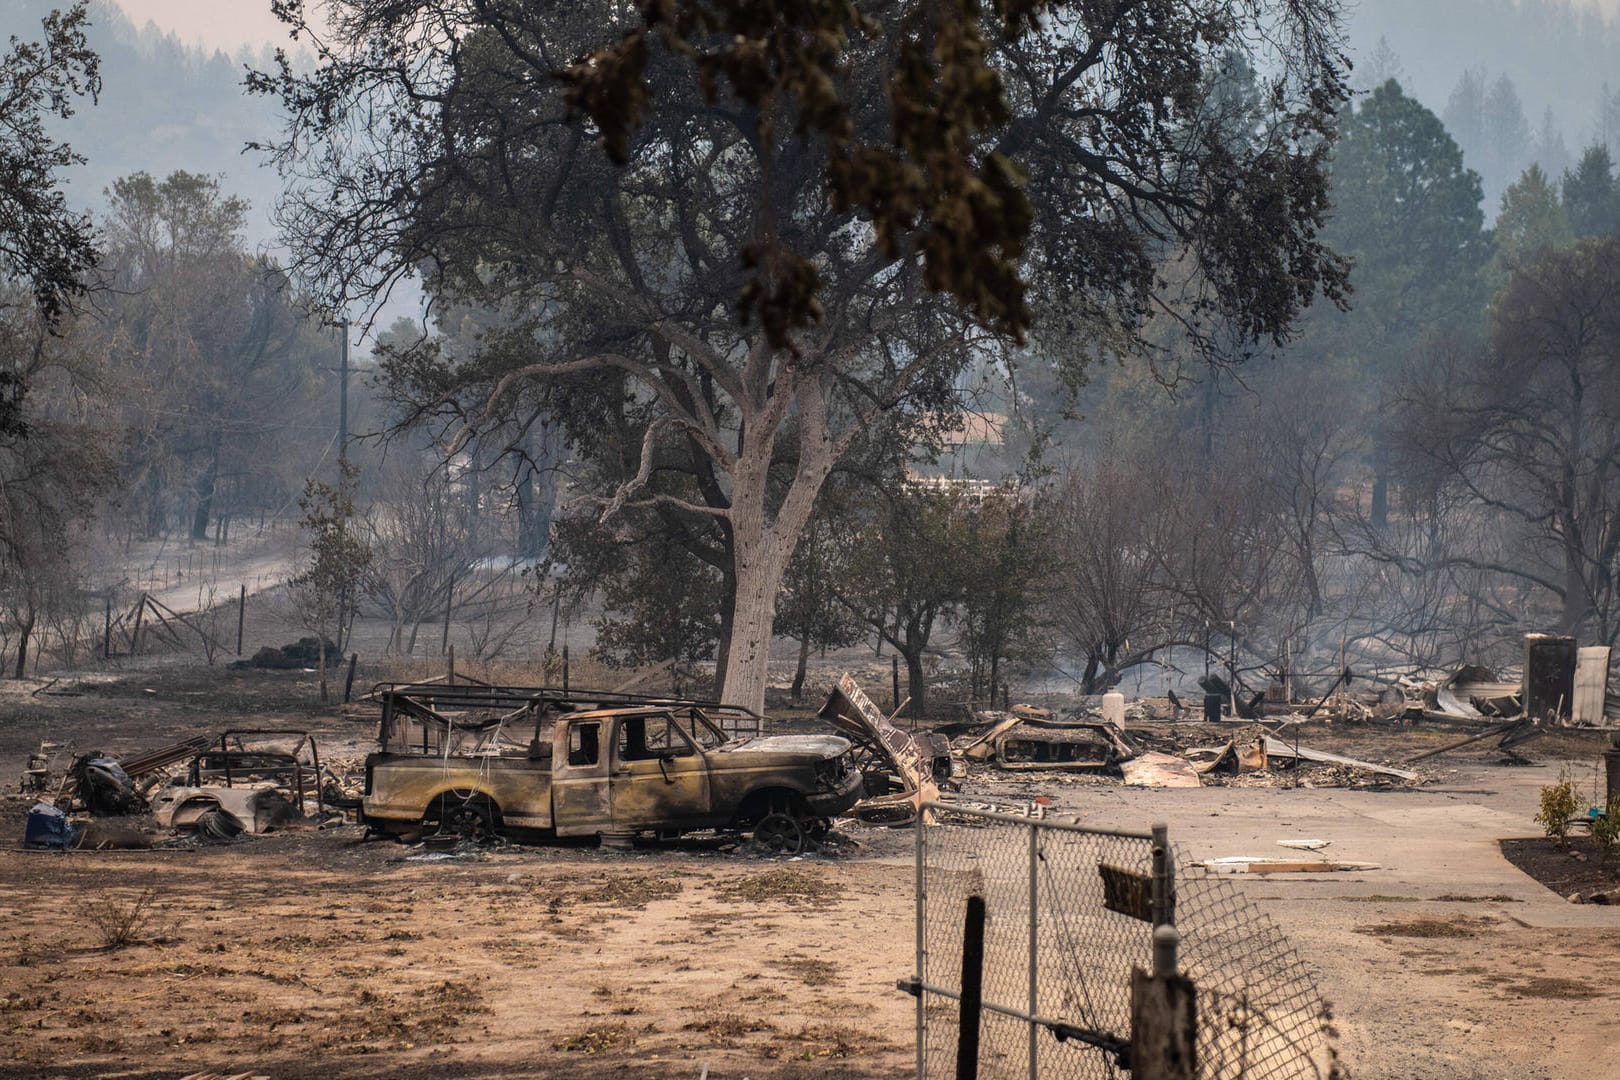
[361,684,861,853]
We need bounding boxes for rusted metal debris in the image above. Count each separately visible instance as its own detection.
[1262,737,1418,782]
[151,784,306,837]
[956,706,1136,771]
[372,682,768,757]
[1194,736,1270,775]
[818,674,942,823]
[995,718,1135,770]
[1403,717,1546,765]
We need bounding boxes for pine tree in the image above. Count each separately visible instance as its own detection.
[1496,165,1573,272]
[1563,145,1620,238]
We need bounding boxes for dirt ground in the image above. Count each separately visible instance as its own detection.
[2,658,1619,1078]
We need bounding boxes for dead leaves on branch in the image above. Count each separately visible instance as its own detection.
[562,0,1035,349]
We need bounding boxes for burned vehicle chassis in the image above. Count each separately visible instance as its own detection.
[362,684,860,852]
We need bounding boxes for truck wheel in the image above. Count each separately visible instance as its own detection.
[429,796,497,842]
[754,812,806,854]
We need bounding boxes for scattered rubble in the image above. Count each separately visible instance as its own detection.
[21,729,348,849]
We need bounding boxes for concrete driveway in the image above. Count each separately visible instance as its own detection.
[1041,761,1620,1078]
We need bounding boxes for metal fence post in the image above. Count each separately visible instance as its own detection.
[1151,822,1174,938]
[1135,821,1194,1079]
[1027,819,1039,1079]
[916,802,927,1079]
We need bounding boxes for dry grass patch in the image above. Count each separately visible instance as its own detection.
[770,956,839,986]
[714,868,842,906]
[768,1023,889,1060]
[1354,915,1498,938]
[573,871,684,909]
[682,1014,778,1043]
[318,980,486,1051]
[533,869,685,912]
[553,1020,637,1053]
[77,888,163,949]
[1335,895,1421,903]
[1432,893,1522,903]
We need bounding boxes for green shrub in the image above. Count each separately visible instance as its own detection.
[1536,768,1582,848]
[1592,795,1620,869]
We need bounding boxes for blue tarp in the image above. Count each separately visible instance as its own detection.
[23,802,76,849]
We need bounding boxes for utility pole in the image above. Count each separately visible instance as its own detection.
[338,318,349,467]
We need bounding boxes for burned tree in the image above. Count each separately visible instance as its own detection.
[832,483,975,719]
[1391,237,1620,644]
[291,463,371,703]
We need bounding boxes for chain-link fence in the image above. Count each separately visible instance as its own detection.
[911,803,1160,1079]
[1175,858,1339,1079]
[911,802,1336,1080]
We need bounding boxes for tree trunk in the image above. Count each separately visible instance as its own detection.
[318,634,329,704]
[192,436,220,541]
[791,634,810,702]
[715,368,838,713]
[1081,650,1101,694]
[712,567,735,698]
[1561,550,1590,635]
[145,471,165,539]
[517,424,560,559]
[12,613,32,680]
[718,536,789,712]
[1370,444,1389,529]
[904,648,927,720]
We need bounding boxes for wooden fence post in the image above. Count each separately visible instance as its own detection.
[236,584,246,656]
[892,655,901,716]
[1129,963,1195,1079]
[131,593,147,654]
[956,894,986,1080]
[441,574,454,655]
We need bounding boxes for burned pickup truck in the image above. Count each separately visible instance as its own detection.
[362,684,862,853]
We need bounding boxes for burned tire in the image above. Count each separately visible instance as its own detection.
[754,812,807,854]
[426,795,499,843]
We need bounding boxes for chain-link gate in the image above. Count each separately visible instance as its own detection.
[907,801,1337,1080]
[906,803,1164,1078]
[1174,862,1338,1078]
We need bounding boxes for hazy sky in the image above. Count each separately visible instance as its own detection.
[113,0,1620,57]
[111,0,304,54]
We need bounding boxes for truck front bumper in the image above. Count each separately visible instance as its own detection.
[804,768,864,817]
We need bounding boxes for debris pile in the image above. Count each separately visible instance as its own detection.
[230,636,342,670]
[21,729,352,849]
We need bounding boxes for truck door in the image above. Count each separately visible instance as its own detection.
[611,712,712,832]
[551,720,611,836]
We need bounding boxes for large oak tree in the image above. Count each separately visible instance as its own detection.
[255,0,1351,711]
